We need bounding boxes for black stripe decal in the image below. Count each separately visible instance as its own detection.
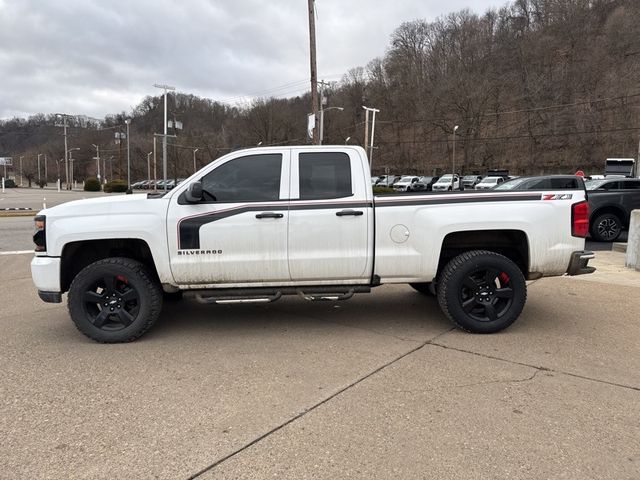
[178,201,373,249]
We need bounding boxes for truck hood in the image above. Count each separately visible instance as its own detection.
[38,194,166,218]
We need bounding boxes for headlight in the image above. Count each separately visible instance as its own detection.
[33,215,46,252]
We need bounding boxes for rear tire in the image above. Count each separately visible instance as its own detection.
[68,257,163,343]
[437,250,526,333]
[590,213,622,242]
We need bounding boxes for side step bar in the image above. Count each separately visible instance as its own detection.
[183,285,371,305]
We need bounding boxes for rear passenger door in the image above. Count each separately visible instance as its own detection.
[288,149,373,283]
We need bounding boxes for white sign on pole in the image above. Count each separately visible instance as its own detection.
[0,157,13,166]
[307,113,315,140]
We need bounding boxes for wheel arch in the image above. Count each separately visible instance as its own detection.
[60,239,159,293]
[590,205,627,227]
[437,230,529,279]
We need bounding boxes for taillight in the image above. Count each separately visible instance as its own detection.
[33,215,46,252]
[572,201,589,238]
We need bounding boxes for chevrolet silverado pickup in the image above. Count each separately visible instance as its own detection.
[31,146,595,343]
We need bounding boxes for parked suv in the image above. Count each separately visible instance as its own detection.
[432,174,460,191]
[585,177,640,241]
[461,175,483,189]
[393,176,420,192]
[411,176,440,192]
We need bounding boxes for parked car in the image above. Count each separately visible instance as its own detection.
[393,176,420,192]
[411,176,440,192]
[475,176,505,190]
[494,175,585,191]
[585,177,640,241]
[461,175,483,189]
[375,175,400,187]
[371,176,380,185]
[432,174,461,191]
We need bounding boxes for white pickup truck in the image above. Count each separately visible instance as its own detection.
[31,146,595,343]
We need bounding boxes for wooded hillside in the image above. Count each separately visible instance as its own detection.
[1,0,639,182]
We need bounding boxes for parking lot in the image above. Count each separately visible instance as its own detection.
[1,189,639,479]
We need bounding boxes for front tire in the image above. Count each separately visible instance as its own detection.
[590,213,622,242]
[68,257,163,343]
[437,250,526,333]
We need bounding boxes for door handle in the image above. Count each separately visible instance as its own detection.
[255,212,284,219]
[336,209,364,217]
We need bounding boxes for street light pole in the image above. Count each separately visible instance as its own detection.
[68,148,80,189]
[92,144,101,182]
[37,154,42,183]
[153,83,175,192]
[452,125,459,190]
[19,156,23,186]
[147,152,152,184]
[363,106,380,171]
[192,148,199,173]
[125,119,131,192]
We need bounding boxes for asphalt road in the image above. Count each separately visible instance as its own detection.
[2,252,639,479]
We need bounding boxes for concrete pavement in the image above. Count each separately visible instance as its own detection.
[1,252,638,479]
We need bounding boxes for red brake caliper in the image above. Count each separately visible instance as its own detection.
[499,272,510,285]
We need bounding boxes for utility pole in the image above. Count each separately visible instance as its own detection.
[19,156,23,186]
[37,154,42,183]
[44,154,47,183]
[55,114,70,189]
[307,0,319,144]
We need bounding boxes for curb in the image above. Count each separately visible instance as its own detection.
[0,210,36,217]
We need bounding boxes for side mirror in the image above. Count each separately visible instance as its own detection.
[185,181,203,203]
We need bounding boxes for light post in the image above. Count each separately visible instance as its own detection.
[153,83,175,193]
[147,152,152,184]
[125,119,131,193]
[19,156,23,186]
[68,148,80,189]
[192,148,199,173]
[37,154,42,183]
[345,137,351,145]
[92,144,101,182]
[319,106,343,145]
[451,125,459,190]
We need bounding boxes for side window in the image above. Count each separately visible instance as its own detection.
[622,181,640,190]
[299,152,352,200]
[201,154,282,202]
[549,178,578,189]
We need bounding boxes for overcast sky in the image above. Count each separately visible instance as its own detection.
[0,0,504,120]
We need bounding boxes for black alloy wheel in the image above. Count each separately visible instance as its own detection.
[68,257,162,343]
[591,213,622,242]
[437,250,526,333]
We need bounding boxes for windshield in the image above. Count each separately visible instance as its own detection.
[480,177,499,184]
[438,175,453,181]
[494,177,531,190]
[585,180,608,190]
[399,176,414,182]
[463,176,478,181]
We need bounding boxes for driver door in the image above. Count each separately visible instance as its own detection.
[166,151,291,286]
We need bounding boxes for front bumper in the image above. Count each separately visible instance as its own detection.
[31,256,61,298]
[566,250,596,276]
